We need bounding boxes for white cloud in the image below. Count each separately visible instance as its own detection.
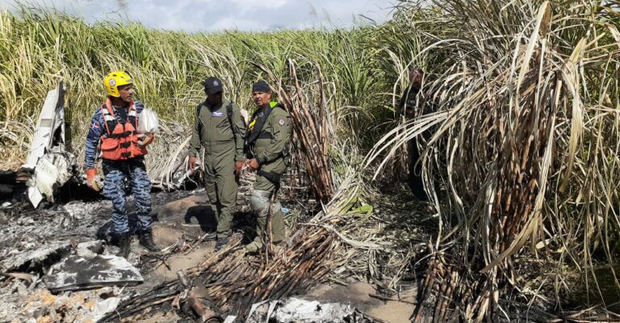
[0,0,394,32]
[230,0,288,9]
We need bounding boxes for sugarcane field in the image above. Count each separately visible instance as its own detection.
[0,0,619,322]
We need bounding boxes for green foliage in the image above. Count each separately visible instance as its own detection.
[0,7,404,168]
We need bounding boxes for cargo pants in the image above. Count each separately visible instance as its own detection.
[204,149,236,236]
[102,159,153,235]
[249,158,286,243]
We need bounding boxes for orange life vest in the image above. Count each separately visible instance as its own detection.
[99,98,148,160]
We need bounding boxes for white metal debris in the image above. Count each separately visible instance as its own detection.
[44,254,144,293]
[20,81,75,208]
[92,296,121,322]
[246,297,373,323]
[76,240,104,258]
[28,147,75,206]
[0,240,72,273]
[22,82,67,169]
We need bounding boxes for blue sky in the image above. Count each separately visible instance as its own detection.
[0,0,396,32]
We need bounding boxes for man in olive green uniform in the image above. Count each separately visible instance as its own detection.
[189,77,246,249]
[244,80,291,253]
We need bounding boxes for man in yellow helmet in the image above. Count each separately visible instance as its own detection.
[84,71,159,258]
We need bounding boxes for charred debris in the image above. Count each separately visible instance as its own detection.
[0,82,381,322]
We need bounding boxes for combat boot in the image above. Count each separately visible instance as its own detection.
[244,238,263,254]
[214,232,230,251]
[203,231,217,241]
[117,232,131,258]
[138,229,160,252]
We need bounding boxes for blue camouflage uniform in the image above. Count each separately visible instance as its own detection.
[84,101,153,235]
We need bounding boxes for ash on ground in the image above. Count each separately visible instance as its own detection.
[0,189,194,322]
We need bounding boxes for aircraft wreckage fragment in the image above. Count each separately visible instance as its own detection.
[44,254,143,293]
[19,81,76,208]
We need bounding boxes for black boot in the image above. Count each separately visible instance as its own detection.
[117,232,131,258]
[214,233,229,251]
[138,229,160,252]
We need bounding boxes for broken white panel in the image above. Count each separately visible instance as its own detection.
[247,297,367,323]
[23,82,66,169]
[27,186,44,209]
[275,298,358,322]
[76,240,105,258]
[20,82,71,208]
[26,149,75,207]
[0,240,72,272]
[32,157,58,202]
[44,254,143,293]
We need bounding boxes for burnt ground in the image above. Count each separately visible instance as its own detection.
[3,175,610,322]
[0,180,427,323]
[0,187,197,322]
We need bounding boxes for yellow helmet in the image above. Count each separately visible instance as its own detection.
[104,70,133,97]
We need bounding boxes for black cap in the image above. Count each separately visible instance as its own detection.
[252,80,271,93]
[201,77,223,95]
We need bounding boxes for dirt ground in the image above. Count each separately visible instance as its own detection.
[306,282,415,322]
[0,187,421,322]
[146,192,417,322]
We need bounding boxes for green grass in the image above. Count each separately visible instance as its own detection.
[0,6,402,169]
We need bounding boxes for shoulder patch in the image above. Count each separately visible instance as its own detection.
[134,101,145,112]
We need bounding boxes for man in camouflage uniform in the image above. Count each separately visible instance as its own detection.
[189,77,246,250]
[84,71,159,258]
[244,80,292,253]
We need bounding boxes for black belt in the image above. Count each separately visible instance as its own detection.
[258,169,281,186]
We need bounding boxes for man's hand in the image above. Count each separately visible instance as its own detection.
[246,158,259,171]
[85,168,100,191]
[137,133,155,147]
[188,156,197,172]
[234,161,245,176]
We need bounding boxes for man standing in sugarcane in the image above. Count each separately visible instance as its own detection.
[398,67,428,201]
[188,77,246,250]
[84,71,159,258]
[244,80,291,253]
